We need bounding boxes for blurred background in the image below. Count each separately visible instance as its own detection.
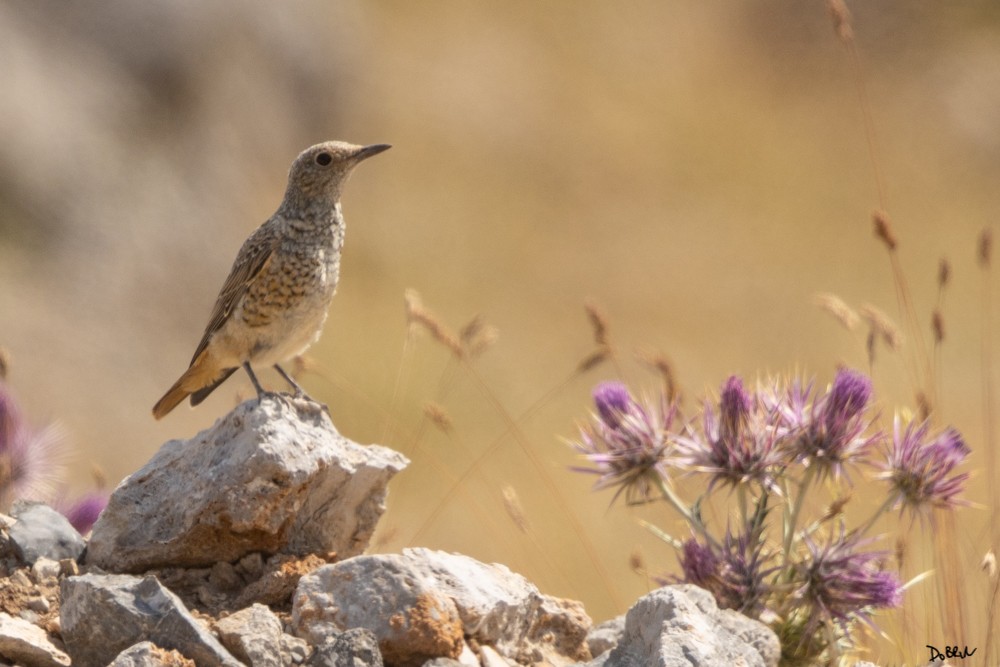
[3,0,1000,659]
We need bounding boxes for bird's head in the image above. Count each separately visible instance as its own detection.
[285,140,391,203]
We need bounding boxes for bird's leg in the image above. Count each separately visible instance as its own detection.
[274,363,307,398]
[242,362,270,402]
[274,363,329,415]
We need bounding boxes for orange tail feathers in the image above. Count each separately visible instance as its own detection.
[152,351,223,420]
[152,378,190,420]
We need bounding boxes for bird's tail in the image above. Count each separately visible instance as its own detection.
[152,351,226,419]
[152,378,190,420]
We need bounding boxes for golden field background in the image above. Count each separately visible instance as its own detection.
[3,1,1000,661]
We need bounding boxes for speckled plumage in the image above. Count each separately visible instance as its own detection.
[153,141,390,419]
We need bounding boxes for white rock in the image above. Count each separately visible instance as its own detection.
[31,557,61,584]
[0,611,71,667]
[586,616,624,658]
[279,633,309,665]
[401,549,591,665]
[600,585,780,667]
[87,397,408,572]
[479,645,515,667]
[215,604,283,667]
[293,555,463,665]
[292,549,590,666]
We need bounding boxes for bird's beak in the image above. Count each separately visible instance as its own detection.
[354,144,392,161]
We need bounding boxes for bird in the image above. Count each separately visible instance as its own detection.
[152,140,390,419]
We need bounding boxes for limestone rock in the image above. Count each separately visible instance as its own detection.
[307,629,383,667]
[399,549,591,665]
[280,633,310,665]
[87,397,408,573]
[479,645,514,667]
[586,616,624,659]
[293,555,464,666]
[0,611,71,667]
[597,585,780,667]
[107,642,195,667]
[214,604,283,667]
[59,573,241,667]
[292,549,591,667]
[8,502,86,565]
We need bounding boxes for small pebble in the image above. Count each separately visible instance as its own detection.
[26,596,50,613]
[208,561,241,590]
[280,633,309,664]
[235,552,263,578]
[58,558,79,577]
[9,569,32,588]
[31,557,61,583]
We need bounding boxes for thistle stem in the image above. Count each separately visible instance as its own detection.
[856,493,897,537]
[783,465,816,567]
[654,474,719,549]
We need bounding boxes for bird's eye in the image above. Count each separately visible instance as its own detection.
[315,152,333,166]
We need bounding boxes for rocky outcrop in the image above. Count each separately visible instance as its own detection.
[586,585,781,667]
[87,397,408,573]
[0,398,785,667]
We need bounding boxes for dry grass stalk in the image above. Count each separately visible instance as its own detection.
[915,391,932,421]
[980,228,994,269]
[859,304,901,349]
[404,289,463,356]
[0,346,8,380]
[872,210,898,251]
[629,548,646,575]
[501,485,530,533]
[292,354,315,377]
[932,309,944,344]
[584,301,610,347]
[635,347,678,402]
[459,314,485,345]
[827,0,854,43]
[895,537,906,571]
[460,315,499,358]
[91,465,108,490]
[814,293,860,331]
[821,493,852,522]
[865,330,877,367]
[422,401,452,433]
[938,258,951,289]
[577,348,609,373]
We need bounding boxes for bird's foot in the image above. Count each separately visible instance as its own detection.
[283,390,329,417]
[255,390,284,407]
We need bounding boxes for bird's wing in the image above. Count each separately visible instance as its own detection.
[189,222,281,366]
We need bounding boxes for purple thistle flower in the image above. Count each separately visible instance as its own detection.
[679,538,720,586]
[877,416,970,515]
[796,527,902,633]
[0,382,65,505]
[719,376,752,444]
[674,376,785,492]
[823,370,872,433]
[593,381,633,429]
[778,369,878,482]
[571,382,675,505]
[677,525,777,616]
[58,492,109,534]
